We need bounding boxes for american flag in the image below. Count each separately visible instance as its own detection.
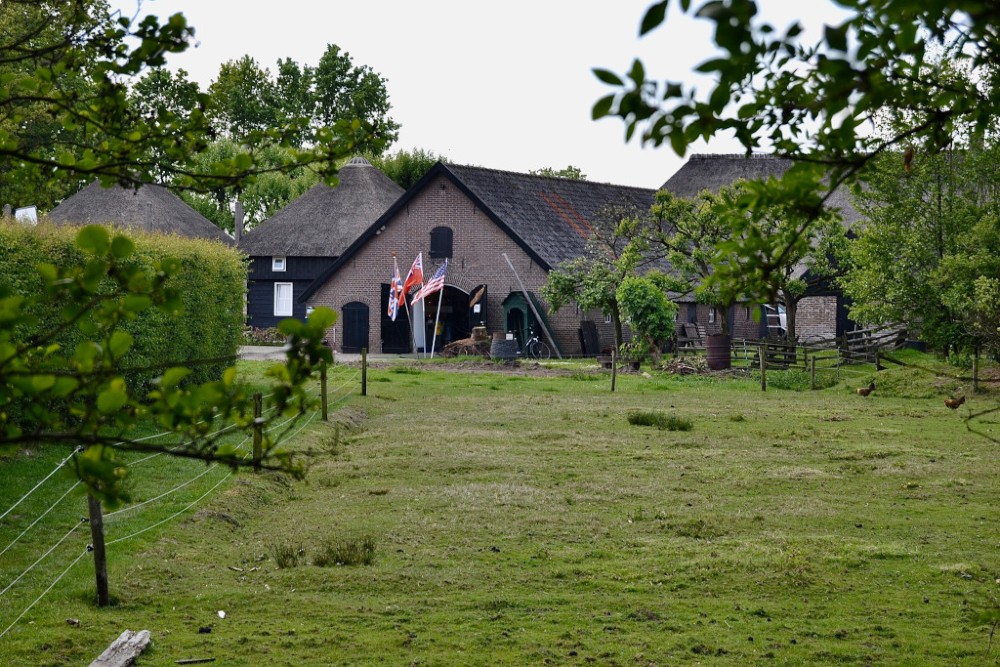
[387,257,402,321]
[410,259,448,305]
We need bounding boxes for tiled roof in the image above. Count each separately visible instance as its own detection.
[48,181,232,244]
[444,164,657,268]
[238,157,404,257]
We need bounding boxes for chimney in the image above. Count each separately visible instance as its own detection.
[234,199,244,243]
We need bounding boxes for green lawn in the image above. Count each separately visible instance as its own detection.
[1,358,997,665]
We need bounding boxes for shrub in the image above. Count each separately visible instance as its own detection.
[243,326,286,346]
[0,220,244,387]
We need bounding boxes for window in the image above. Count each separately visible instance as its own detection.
[274,282,293,316]
[272,256,286,272]
[708,307,717,324]
[605,313,612,324]
[745,306,751,320]
[429,226,453,258]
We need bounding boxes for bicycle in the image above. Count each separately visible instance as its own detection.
[520,332,551,360]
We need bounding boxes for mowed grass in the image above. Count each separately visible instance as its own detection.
[1,359,998,665]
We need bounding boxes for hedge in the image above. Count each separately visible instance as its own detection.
[0,219,245,386]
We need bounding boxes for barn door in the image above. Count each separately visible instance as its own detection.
[341,302,369,353]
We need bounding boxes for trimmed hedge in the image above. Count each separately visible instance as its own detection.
[0,220,245,386]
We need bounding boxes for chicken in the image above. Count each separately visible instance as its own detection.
[856,381,875,397]
[944,395,966,410]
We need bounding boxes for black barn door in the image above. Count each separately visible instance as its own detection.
[342,302,369,353]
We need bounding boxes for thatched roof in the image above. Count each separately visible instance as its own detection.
[238,157,404,257]
[661,154,863,226]
[48,181,232,244]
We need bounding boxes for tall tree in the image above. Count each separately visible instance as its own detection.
[594,0,1000,306]
[314,44,399,152]
[207,56,279,142]
[368,148,446,189]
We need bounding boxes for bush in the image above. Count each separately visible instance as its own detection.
[627,410,693,431]
[0,220,245,387]
[243,326,286,346]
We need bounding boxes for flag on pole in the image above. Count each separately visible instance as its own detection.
[387,256,402,321]
[399,252,423,306]
[411,259,448,305]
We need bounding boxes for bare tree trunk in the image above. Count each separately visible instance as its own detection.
[783,290,798,344]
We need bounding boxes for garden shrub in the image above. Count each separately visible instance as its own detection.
[0,220,245,387]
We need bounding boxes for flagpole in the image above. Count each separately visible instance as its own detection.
[403,298,418,359]
[430,288,445,359]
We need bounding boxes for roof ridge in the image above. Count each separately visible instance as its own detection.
[689,153,783,160]
[446,163,656,192]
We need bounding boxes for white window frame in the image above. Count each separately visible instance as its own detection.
[605,313,612,324]
[274,282,293,317]
[272,256,287,272]
[708,307,717,324]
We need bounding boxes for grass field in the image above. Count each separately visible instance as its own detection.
[1,355,998,665]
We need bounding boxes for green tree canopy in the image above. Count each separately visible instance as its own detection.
[368,148,447,190]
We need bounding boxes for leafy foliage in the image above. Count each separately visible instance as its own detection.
[0,223,335,502]
[595,0,1000,307]
[368,148,447,189]
[616,275,677,362]
[529,165,587,180]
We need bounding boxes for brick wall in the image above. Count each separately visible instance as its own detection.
[796,296,838,342]
[307,174,590,355]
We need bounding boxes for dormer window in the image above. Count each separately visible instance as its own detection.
[429,227,453,258]
[272,256,286,272]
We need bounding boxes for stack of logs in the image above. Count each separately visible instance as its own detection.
[441,326,492,357]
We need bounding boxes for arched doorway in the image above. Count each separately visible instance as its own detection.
[420,285,470,353]
[341,302,369,353]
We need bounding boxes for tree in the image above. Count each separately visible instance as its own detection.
[207,56,278,142]
[530,165,587,180]
[616,275,677,363]
[313,44,399,152]
[594,0,1000,306]
[0,1,370,198]
[542,199,668,351]
[128,67,202,183]
[841,144,1000,353]
[368,148,447,189]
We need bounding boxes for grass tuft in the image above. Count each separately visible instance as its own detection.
[269,541,306,569]
[627,410,693,431]
[313,536,376,567]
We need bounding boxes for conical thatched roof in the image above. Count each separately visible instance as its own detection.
[238,157,404,257]
[48,181,232,243]
[661,154,863,226]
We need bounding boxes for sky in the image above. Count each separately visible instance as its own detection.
[110,1,850,189]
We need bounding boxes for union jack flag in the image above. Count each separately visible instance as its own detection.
[387,257,402,321]
[410,259,448,305]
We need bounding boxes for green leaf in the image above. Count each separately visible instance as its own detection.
[592,68,624,86]
[97,379,128,414]
[592,94,615,120]
[110,236,135,259]
[824,22,849,52]
[639,1,668,36]
[161,367,191,388]
[278,318,304,336]
[108,331,133,357]
[76,225,110,254]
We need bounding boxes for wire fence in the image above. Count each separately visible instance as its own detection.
[0,362,361,641]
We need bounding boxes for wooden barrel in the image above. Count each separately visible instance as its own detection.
[706,334,731,370]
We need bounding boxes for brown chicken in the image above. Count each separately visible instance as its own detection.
[856,381,876,397]
[944,395,966,410]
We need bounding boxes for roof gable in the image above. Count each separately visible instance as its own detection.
[238,157,404,257]
[298,163,657,301]
[48,181,232,244]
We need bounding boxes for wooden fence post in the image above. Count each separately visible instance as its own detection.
[86,494,110,607]
[611,347,617,393]
[252,392,263,467]
[810,355,816,390]
[759,343,767,392]
[320,364,328,421]
[361,348,368,397]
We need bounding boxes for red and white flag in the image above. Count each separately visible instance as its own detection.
[399,252,423,306]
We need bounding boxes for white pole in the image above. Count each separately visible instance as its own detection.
[430,290,445,358]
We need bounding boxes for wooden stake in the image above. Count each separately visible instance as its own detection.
[252,393,263,467]
[87,494,110,607]
[810,355,816,390]
[361,348,368,396]
[759,343,767,392]
[320,364,328,421]
[611,347,617,393]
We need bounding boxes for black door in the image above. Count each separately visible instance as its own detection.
[380,284,411,353]
[342,302,369,353]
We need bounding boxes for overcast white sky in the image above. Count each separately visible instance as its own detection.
[111,1,850,189]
